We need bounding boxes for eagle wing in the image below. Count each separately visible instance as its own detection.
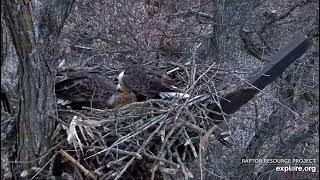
[122,66,179,98]
[55,71,117,108]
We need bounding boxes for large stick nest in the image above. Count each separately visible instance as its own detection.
[50,62,231,180]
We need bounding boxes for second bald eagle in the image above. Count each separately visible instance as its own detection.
[116,65,189,99]
[55,71,136,109]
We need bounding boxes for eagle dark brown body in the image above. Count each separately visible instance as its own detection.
[118,65,187,99]
[55,71,136,109]
[55,71,117,109]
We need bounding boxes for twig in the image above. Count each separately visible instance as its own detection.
[114,157,136,180]
[31,155,55,180]
[107,155,130,168]
[173,152,194,179]
[143,152,180,168]
[183,129,198,158]
[85,114,167,159]
[60,149,97,180]
[83,146,142,159]
[90,87,96,114]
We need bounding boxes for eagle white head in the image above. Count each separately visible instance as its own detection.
[116,71,126,91]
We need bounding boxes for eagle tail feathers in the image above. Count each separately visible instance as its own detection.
[159,92,190,99]
[57,99,71,105]
[169,85,186,93]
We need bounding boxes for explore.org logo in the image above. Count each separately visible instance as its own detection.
[275,165,316,173]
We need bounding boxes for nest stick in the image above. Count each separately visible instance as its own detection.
[85,114,166,160]
[173,151,194,179]
[107,155,130,168]
[83,146,142,158]
[114,157,136,180]
[60,149,97,180]
[115,117,166,180]
[143,152,180,168]
[151,163,160,180]
[183,129,198,158]
[200,125,220,149]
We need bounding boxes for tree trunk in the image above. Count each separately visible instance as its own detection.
[2,0,74,172]
[211,0,222,61]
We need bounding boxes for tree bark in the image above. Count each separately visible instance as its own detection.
[211,0,222,61]
[2,0,74,172]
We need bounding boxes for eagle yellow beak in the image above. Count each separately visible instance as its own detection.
[116,84,122,91]
[116,84,130,92]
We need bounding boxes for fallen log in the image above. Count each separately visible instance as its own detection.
[207,32,313,121]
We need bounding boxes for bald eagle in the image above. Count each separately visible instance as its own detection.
[116,65,189,99]
[55,71,136,109]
